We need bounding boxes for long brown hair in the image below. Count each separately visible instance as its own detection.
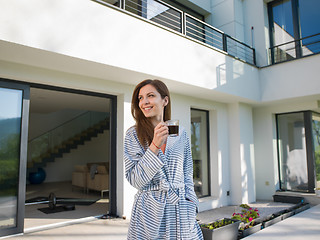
[131,79,171,147]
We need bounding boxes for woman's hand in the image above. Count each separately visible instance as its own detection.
[150,122,168,153]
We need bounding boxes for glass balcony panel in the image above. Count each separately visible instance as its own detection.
[28,111,109,165]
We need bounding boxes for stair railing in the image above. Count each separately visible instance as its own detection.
[27,111,109,165]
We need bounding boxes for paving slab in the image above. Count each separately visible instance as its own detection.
[245,204,320,240]
[2,202,318,240]
[2,218,129,240]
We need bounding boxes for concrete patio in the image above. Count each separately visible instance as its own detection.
[2,202,320,240]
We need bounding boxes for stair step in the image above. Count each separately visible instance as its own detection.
[27,116,109,171]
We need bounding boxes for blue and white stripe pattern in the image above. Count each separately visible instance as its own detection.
[124,126,204,239]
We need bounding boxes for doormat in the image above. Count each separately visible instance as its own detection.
[38,205,75,214]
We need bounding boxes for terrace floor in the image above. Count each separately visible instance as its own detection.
[4,200,320,240]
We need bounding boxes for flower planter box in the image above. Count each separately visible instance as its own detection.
[200,218,240,240]
[294,203,310,214]
[262,215,282,229]
[287,202,302,212]
[281,210,295,220]
[238,223,262,238]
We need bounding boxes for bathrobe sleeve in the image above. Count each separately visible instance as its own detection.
[183,131,199,208]
[124,127,164,190]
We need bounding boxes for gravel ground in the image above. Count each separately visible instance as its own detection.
[197,201,296,224]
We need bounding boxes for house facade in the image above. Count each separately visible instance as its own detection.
[0,0,319,237]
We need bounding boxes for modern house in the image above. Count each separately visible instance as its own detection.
[0,0,319,237]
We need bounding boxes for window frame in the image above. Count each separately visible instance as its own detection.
[276,110,317,193]
[190,108,211,198]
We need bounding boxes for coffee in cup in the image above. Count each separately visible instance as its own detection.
[166,119,179,136]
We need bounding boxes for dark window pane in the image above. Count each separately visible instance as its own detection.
[272,0,294,45]
[299,0,320,54]
[191,109,209,197]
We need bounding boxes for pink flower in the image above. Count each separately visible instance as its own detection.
[248,217,253,222]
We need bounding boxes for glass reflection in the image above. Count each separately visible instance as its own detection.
[277,112,308,191]
[0,88,22,229]
[312,113,320,190]
[191,109,209,197]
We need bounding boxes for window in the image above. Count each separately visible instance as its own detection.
[191,108,210,197]
[268,0,320,63]
[312,113,320,190]
[0,81,29,237]
[276,111,317,192]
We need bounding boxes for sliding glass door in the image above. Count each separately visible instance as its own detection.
[312,113,320,190]
[0,81,29,237]
[277,112,308,191]
[276,111,318,192]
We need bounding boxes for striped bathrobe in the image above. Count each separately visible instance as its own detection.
[124,126,204,240]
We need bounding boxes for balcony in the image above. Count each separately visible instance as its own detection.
[269,33,320,64]
[94,0,256,66]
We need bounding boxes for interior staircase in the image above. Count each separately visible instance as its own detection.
[27,116,109,174]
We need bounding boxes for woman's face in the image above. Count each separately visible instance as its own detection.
[138,84,168,124]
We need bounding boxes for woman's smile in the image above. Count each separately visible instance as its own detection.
[138,84,167,125]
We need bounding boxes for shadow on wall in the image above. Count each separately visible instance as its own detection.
[214,56,259,101]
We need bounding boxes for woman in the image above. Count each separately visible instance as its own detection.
[124,79,203,239]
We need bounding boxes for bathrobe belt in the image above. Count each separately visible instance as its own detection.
[139,180,185,205]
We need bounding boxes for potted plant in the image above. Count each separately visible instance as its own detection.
[200,218,240,240]
[238,220,262,238]
[231,204,261,238]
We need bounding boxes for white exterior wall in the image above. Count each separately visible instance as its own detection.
[243,0,270,66]
[209,0,244,42]
[253,109,278,200]
[260,54,320,102]
[172,94,232,211]
[209,0,270,67]
[0,0,320,221]
[228,103,255,205]
[0,0,260,103]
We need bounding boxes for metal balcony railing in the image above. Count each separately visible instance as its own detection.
[28,111,108,163]
[269,33,320,64]
[94,0,256,65]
